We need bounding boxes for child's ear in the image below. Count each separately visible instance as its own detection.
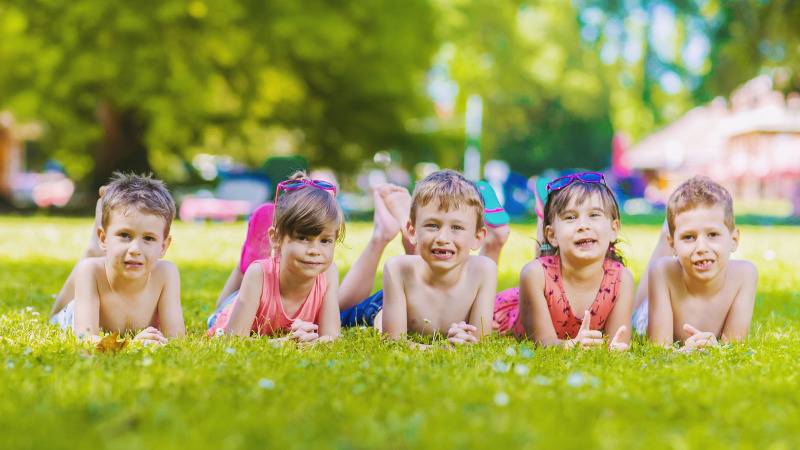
[666,234,675,256]
[159,235,172,258]
[97,227,107,251]
[471,226,487,251]
[268,227,281,250]
[730,227,740,252]
[610,218,620,242]
[544,225,557,248]
[407,220,417,246]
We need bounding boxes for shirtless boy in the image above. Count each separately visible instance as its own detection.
[50,173,185,344]
[381,169,498,347]
[645,176,758,349]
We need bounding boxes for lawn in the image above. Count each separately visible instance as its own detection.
[0,216,798,449]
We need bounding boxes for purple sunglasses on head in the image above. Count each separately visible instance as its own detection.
[275,179,337,202]
[546,172,605,192]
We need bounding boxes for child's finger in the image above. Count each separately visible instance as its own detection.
[683,324,701,336]
[611,326,627,344]
[297,332,319,343]
[461,324,478,332]
[585,330,603,339]
[579,311,591,333]
[580,337,604,348]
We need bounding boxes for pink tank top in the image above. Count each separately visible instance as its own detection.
[207,256,327,336]
[540,255,622,339]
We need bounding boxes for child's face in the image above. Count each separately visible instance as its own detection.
[269,223,337,280]
[668,205,739,282]
[408,201,486,272]
[99,209,171,280]
[545,192,619,263]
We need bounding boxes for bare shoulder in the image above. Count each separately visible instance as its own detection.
[76,256,105,274]
[465,255,497,272]
[729,260,758,280]
[520,258,546,283]
[620,266,635,284]
[151,260,180,284]
[650,256,682,279]
[384,254,418,273]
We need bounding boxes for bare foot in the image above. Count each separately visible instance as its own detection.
[82,186,107,259]
[480,224,510,264]
[379,184,414,254]
[372,186,401,245]
[373,310,383,333]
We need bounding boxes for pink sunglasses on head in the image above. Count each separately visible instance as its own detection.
[275,179,337,202]
[546,172,605,192]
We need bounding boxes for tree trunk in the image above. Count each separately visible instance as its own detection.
[93,101,152,191]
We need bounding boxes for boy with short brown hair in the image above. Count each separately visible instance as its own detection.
[50,173,184,344]
[646,176,758,349]
[382,169,497,348]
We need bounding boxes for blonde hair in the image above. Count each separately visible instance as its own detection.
[101,172,176,237]
[273,172,345,243]
[539,179,625,265]
[409,169,484,231]
[666,175,734,236]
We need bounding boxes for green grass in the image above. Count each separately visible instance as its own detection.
[1,216,798,449]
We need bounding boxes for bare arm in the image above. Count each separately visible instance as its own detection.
[317,263,342,341]
[603,267,634,349]
[224,263,263,338]
[216,261,244,308]
[468,258,497,340]
[156,262,185,339]
[720,262,758,343]
[518,260,563,347]
[381,258,408,340]
[72,260,102,343]
[647,259,675,347]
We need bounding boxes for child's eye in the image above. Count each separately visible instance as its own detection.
[144,236,156,242]
[321,238,333,244]
[452,225,464,231]
[120,233,131,239]
[563,215,576,221]
[425,223,439,229]
[295,235,308,241]
[681,235,695,241]
[709,232,720,237]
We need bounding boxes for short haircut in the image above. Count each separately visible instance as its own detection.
[540,178,625,265]
[409,169,484,231]
[273,172,345,243]
[666,175,734,235]
[101,172,176,237]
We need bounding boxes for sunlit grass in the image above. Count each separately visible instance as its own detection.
[0,216,798,448]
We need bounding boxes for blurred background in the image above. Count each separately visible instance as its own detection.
[1,0,799,221]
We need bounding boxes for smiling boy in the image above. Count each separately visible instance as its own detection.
[647,176,758,349]
[50,173,184,344]
[381,169,497,348]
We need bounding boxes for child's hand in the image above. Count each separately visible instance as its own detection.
[683,324,718,349]
[132,327,168,346]
[609,325,629,353]
[569,310,604,349]
[448,321,478,346]
[288,320,319,344]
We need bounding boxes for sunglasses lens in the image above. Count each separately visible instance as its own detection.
[313,180,336,190]
[281,180,305,189]
[549,177,572,191]
[579,172,604,183]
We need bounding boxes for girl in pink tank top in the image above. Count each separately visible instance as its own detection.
[207,173,345,343]
[493,172,634,351]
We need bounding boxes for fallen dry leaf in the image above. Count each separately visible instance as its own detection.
[95,332,129,354]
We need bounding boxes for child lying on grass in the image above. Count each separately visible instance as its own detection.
[206,172,343,343]
[634,176,758,350]
[379,169,498,348]
[49,173,184,344]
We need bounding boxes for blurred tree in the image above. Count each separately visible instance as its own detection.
[431,0,617,176]
[0,0,437,188]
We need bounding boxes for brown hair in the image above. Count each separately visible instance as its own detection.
[273,172,345,243]
[409,169,484,231]
[539,179,625,265]
[101,172,176,237]
[666,175,734,236]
